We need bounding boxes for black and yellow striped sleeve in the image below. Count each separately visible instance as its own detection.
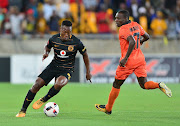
[78,41,86,55]
[47,37,53,49]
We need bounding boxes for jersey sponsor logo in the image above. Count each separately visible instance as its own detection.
[57,50,69,58]
[68,45,74,51]
[60,50,66,56]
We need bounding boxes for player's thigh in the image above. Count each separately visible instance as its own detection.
[134,64,147,78]
[55,69,72,81]
[38,64,56,85]
[115,65,134,80]
[134,64,147,89]
[54,70,72,88]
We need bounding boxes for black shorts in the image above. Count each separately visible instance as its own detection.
[38,62,73,85]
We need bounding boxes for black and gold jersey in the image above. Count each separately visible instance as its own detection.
[47,33,86,70]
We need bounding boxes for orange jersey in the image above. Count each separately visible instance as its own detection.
[119,21,146,67]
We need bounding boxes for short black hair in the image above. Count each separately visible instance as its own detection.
[61,20,72,27]
[118,10,129,19]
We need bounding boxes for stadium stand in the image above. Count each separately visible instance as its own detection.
[0,0,179,54]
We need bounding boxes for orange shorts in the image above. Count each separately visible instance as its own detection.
[115,64,147,80]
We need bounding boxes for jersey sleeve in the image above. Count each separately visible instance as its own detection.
[46,37,53,49]
[119,28,132,40]
[139,24,145,36]
[78,41,86,55]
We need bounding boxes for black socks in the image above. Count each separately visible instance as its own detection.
[42,86,60,102]
[20,86,60,112]
[21,90,36,112]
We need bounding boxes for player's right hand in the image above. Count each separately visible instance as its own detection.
[42,54,48,61]
[119,58,127,67]
[86,72,92,83]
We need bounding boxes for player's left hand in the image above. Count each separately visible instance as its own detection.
[42,53,49,61]
[119,58,127,67]
[86,72,92,83]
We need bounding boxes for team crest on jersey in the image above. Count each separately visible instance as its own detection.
[68,45,74,51]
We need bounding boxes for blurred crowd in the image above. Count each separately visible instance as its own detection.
[0,0,179,39]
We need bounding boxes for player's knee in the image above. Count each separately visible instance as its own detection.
[31,79,44,93]
[113,80,122,89]
[55,77,68,90]
[55,82,67,90]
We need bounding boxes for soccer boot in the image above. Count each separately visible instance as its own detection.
[159,82,172,97]
[32,98,45,109]
[95,104,112,115]
[16,111,26,117]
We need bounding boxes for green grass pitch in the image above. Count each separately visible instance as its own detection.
[0,83,180,126]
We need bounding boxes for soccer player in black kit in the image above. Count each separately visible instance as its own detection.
[16,20,92,117]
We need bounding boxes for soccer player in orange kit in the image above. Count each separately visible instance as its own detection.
[95,10,172,115]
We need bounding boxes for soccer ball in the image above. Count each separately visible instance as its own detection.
[44,102,59,117]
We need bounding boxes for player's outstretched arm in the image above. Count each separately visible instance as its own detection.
[140,32,150,45]
[42,45,51,61]
[119,35,135,67]
[82,52,92,82]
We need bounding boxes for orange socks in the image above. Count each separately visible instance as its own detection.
[144,81,159,89]
[106,87,120,112]
[105,81,159,112]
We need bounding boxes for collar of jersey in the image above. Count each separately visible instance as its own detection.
[121,20,131,26]
[58,34,73,42]
[59,34,72,39]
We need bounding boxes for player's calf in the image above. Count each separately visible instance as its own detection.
[144,81,159,89]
